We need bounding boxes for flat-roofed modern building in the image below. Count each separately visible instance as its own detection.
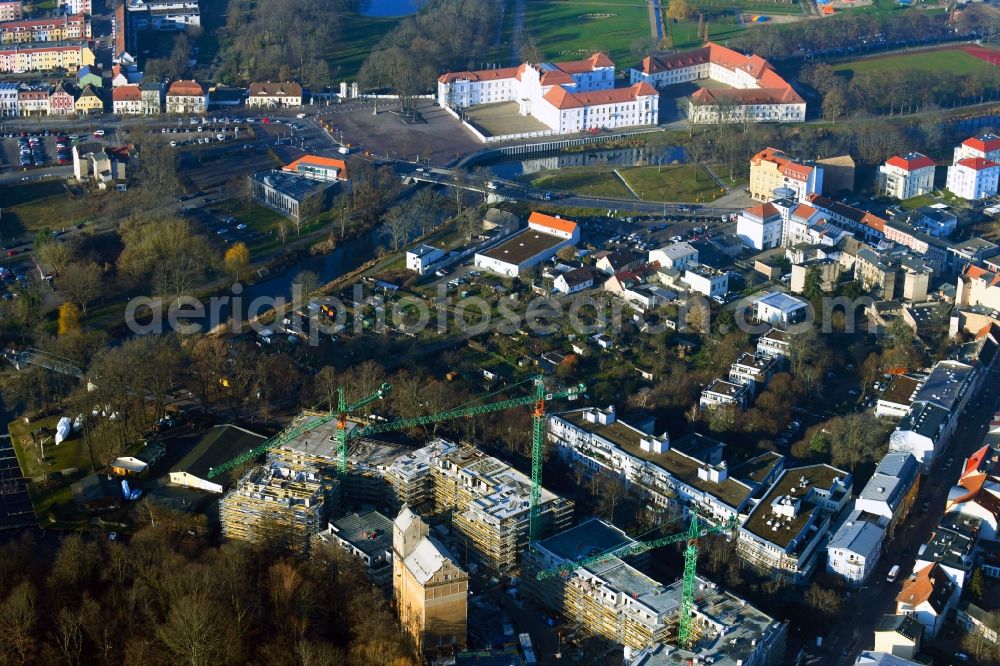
[249,170,334,223]
[474,212,579,277]
[548,406,783,525]
[738,463,852,582]
[312,510,393,591]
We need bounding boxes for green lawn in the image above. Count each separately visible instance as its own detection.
[0,180,94,237]
[669,19,750,50]
[899,193,936,210]
[618,164,727,202]
[9,417,93,480]
[832,47,998,77]
[528,166,631,198]
[325,13,405,81]
[525,0,655,66]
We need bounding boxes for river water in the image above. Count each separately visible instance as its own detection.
[358,0,427,17]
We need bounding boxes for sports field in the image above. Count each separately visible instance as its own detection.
[526,0,654,66]
[832,45,1000,77]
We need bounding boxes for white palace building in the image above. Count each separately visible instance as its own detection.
[629,42,805,124]
[437,52,659,135]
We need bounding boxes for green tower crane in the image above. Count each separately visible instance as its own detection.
[207,376,585,541]
[534,512,740,649]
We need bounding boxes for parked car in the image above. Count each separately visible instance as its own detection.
[92,129,105,137]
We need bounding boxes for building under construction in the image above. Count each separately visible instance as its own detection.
[523,519,787,665]
[220,460,337,555]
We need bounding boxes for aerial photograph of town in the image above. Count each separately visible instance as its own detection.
[3,0,1000,664]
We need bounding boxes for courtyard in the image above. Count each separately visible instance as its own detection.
[465,101,552,138]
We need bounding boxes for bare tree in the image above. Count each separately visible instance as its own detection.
[57,261,103,315]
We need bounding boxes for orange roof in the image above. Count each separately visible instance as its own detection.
[745,202,779,218]
[956,157,998,171]
[167,79,204,96]
[860,213,886,233]
[896,562,949,610]
[529,211,577,235]
[886,153,935,171]
[539,68,574,86]
[282,155,348,180]
[791,204,818,219]
[965,264,1000,286]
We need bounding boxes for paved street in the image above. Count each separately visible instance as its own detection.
[827,366,1000,664]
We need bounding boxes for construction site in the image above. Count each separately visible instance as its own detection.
[219,460,337,554]
[523,518,789,666]
[206,377,787,664]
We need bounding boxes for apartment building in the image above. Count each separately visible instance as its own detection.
[957,264,1000,313]
[648,242,698,270]
[826,509,887,585]
[953,132,1000,163]
[728,352,777,395]
[681,266,727,297]
[140,80,162,114]
[377,439,574,573]
[756,327,792,363]
[737,464,852,582]
[165,78,205,113]
[0,42,94,73]
[748,148,823,202]
[895,562,959,639]
[878,153,935,200]
[439,53,658,136]
[807,194,887,245]
[219,461,336,554]
[944,443,1000,541]
[311,510,393,592]
[526,521,788,663]
[0,1,21,22]
[248,81,303,108]
[873,614,923,660]
[630,42,805,124]
[779,201,851,248]
[844,247,933,302]
[890,360,978,469]
[753,291,809,327]
[18,87,49,116]
[737,201,783,250]
[855,452,920,533]
[48,81,75,114]
[699,379,751,411]
[112,83,142,114]
[876,375,924,419]
[548,406,783,525]
[946,157,999,201]
[126,0,200,30]
[0,14,89,44]
[392,506,468,655]
[0,80,16,115]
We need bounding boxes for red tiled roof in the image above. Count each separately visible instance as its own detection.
[543,82,656,110]
[554,52,614,74]
[956,157,998,171]
[438,66,520,84]
[792,204,817,219]
[897,562,951,612]
[885,153,935,171]
[963,134,1000,154]
[751,148,812,182]
[167,79,204,96]
[112,84,140,101]
[529,211,577,235]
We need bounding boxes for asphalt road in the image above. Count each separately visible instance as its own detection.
[827,365,1000,665]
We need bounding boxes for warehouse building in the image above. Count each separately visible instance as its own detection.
[168,424,267,493]
[474,212,580,277]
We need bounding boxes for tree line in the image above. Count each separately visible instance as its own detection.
[0,519,419,665]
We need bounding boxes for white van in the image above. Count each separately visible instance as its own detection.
[887,565,900,582]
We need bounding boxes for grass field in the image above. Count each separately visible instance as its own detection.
[619,165,727,202]
[832,47,1000,77]
[0,180,93,237]
[529,166,631,198]
[526,0,654,66]
[325,13,404,81]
